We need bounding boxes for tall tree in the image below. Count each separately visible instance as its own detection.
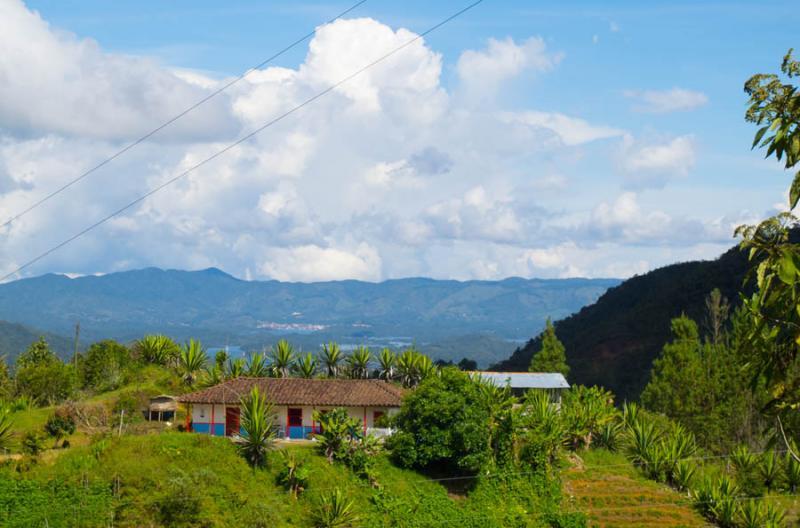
[15,338,75,406]
[737,49,800,418]
[529,319,570,377]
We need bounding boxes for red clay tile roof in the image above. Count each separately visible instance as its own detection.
[178,377,404,407]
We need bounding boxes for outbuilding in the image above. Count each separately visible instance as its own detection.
[147,395,177,422]
[469,371,570,402]
[178,377,404,439]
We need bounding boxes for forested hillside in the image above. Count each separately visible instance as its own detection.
[0,321,72,364]
[492,242,752,401]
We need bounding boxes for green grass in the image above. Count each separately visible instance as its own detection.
[1,432,577,527]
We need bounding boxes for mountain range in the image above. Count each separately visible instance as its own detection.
[492,243,752,401]
[0,269,618,366]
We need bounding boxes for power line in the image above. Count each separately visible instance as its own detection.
[0,0,485,283]
[0,0,368,231]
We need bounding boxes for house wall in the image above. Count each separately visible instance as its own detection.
[188,402,397,438]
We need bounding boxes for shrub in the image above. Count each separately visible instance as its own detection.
[759,450,782,492]
[237,386,276,468]
[672,460,696,492]
[20,431,46,457]
[277,450,310,498]
[44,409,76,447]
[784,452,800,492]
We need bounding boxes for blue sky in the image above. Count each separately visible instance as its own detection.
[0,1,797,281]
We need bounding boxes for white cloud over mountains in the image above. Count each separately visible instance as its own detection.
[0,1,744,282]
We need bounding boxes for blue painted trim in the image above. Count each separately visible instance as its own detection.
[193,423,210,434]
[288,426,315,440]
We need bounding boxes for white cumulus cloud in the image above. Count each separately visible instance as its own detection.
[624,88,709,114]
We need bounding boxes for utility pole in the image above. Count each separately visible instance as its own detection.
[73,320,80,368]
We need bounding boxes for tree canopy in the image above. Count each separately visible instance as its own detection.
[529,318,570,377]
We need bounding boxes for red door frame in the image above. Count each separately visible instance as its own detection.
[287,407,302,437]
[225,407,240,436]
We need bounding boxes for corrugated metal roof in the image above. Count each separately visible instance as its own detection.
[469,371,570,389]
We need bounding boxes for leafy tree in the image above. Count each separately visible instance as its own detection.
[79,340,131,392]
[16,337,56,368]
[0,356,11,401]
[321,342,343,378]
[313,408,361,464]
[346,346,371,379]
[736,49,800,420]
[377,348,396,381]
[457,357,478,371]
[294,353,317,379]
[178,339,207,387]
[15,356,76,406]
[270,340,295,378]
[703,288,730,344]
[529,319,570,377]
[238,386,277,468]
[387,367,493,474]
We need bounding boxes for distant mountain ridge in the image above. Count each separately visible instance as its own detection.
[0,268,619,366]
[492,243,752,401]
[0,320,72,364]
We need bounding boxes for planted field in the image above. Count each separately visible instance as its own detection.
[563,449,709,528]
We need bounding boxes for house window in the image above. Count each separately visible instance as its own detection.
[373,411,385,424]
[199,407,205,419]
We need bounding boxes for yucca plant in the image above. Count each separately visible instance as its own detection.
[416,354,438,382]
[295,353,318,379]
[270,340,295,378]
[730,445,756,476]
[595,421,622,452]
[625,416,660,469]
[737,500,764,528]
[226,357,245,379]
[377,348,396,381]
[763,502,786,528]
[759,450,782,492]
[0,406,13,452]
[621,401,640,431]
[710,476,740,528]
[246,350,270,377]
[672,459,696,492]
[785,452,800,491]
[661,425,697,483]
[396,348,420,387]
[693,476,717,517]
[179,339,208,387]
[238,386,277,468]
[346,346,371,379]
[201,365,224,388]
[135,334,180,366]
[312,488,359,528]
[321,342,343,378]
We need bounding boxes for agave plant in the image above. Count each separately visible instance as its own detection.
[730,445,756,476]
[0,406,13,452]
[396,349,420,387]
[270,340,295,378]
[321,342,343,378]
[377,348,396,381]
[519,389,565,465]
[710,476,740,528]
[661,424,697,483]
[312,487,359,528]
[135,334,180,366]
[737,500,764,528]
[596,422,622,451]
[785,452,800,492]
[295,353,318,379]
[671,459,696,492]
[763,502,786,528]
[238,386,277,468]
[693,476,717,517]
[246,350,270,377]
[759,450,782,492]
[202,365,224,388]
[226,357,245,379]
[621,401,640,430]
[624,416,661,470]
[346,346,372,379]
[179,339,208,387]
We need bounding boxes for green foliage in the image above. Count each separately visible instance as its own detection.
[295,352,318,379]
[312,488,359,528]
[134,334,180,366]
[560,385,616,450]
[15,357,76,406]
[517,390,565,467]
[321,342,343,378]
[238,386,277,468]
[0,356,11,401]
[313,408,362,464]
[277,450,310,498]
[154,468,203,527]
[529,318,570,377]
[226,356,245,379]
[0,405,13,452]
[377,348,396,381]
[270,340,295,378]
[387,368,493,474]
[759,450,782,492]
[784,451,800,491]
[178,339,207,387]
[44,409,76,446]
[246,350,270,377]
[20,430,46,457]
[79,339,132,392]
[346,346,371,379]
[16,337,56,368]
[0,478,112,528]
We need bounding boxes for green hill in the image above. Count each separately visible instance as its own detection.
[0,320,72,365]
[492,243,751,401]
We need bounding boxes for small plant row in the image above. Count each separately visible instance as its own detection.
[612,403,788,528]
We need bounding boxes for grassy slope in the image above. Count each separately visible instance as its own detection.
[563,449,709,528]
[2,432,570,528]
